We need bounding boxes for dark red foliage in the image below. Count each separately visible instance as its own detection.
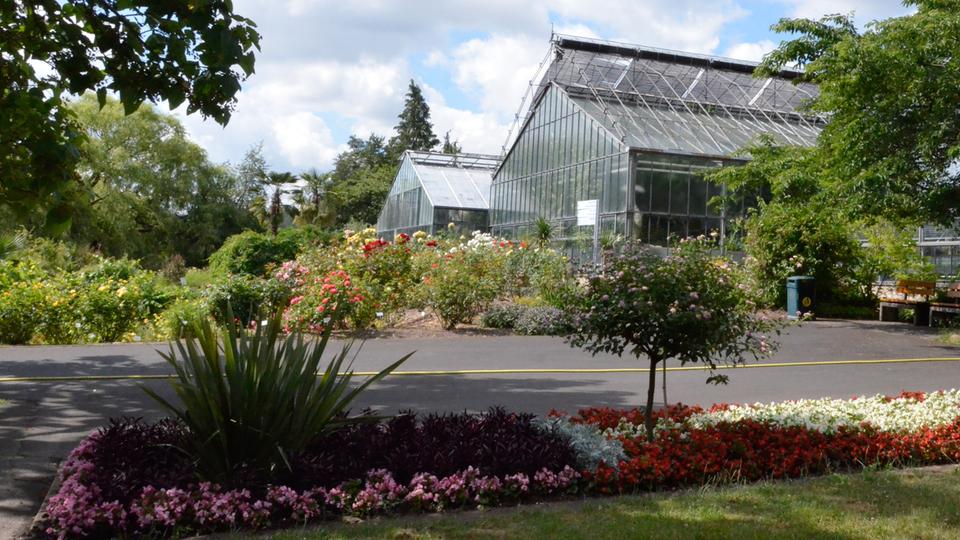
[288,408,578,488]
[80,418,194,504]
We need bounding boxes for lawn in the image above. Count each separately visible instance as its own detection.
[242,466,960,540]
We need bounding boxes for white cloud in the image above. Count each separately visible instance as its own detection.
[272,112,338,168]
[779,0,914,24]
[548,0,748,53]
[723,40,776,62]
[422,83,510,155]
[447,34,548,120]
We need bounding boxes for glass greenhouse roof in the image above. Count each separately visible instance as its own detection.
[507,34,825,158]
[407,151,499,210]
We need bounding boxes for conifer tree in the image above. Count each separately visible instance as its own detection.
[441,131,462,155]
[388,80,439,157]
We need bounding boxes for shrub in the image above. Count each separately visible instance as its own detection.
[183,267,217,288]
[480,304,525,329]
[566,237,783,441]
[282,268,372,331]
[503,246,570,303]
[0,282,45,344]
[158,296,211,339]
[293,408,579,488]
[533,416,625,472]
[742,200,865,306]
[481,304,570,336]
[142,309,411,485]
[208,230,302,276]
[419,232,507,329]
[514,306,570,336]
[160,254,187,282]
[203,273,291,325]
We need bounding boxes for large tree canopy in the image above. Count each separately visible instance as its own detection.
[1,0,260,230]
[757,0,960,224]
[56,94,258,267]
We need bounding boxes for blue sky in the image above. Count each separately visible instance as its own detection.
[171,0,913,173]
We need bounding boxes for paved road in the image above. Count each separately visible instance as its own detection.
[1,319,959,538]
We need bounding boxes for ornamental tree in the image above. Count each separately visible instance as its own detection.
[566,237,782,442]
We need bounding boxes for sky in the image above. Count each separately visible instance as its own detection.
[170,0,914,173]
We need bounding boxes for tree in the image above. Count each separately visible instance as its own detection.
[263,172,298,236]
[293,169,335,227]
[235,143,269,210]
[327,134,395,226]
[61,93,257,267]
[566,238,781,442]
[1,0,260,231]
[757,2,960,224]
[388,80,439,157]
[441,131,462,155]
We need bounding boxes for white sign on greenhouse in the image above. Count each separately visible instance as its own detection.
[576,199,598,226]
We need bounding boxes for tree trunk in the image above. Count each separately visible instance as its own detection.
[662,358,668,408]
[644,356,659,443]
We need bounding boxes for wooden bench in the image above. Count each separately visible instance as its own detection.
[879,279,935,326]
[929,282,960,327]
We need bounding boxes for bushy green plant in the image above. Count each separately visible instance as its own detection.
[158,297,211,340]
[203,273,292,325]
[420,241,506,329]
[858,222,938,291]
[142,308,411,484]
[480,304,525,329]
[742,200,864,306]
[566,237,783,441]
[207,230,301,277]
[0,281,45,344]
[503,246,570,302]
[514,306,570,336]
[183,267,217,288]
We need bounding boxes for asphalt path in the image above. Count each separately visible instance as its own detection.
[1,319,959,538]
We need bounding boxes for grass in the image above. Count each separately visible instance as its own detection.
[231,466,960,540]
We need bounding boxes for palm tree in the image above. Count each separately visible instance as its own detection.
[0,230,27,260]
[264,172,298,235]
[293,168,335,227]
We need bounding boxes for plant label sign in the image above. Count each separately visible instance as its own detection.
[577,199,598,226]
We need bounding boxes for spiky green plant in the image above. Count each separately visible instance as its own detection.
[142,307,411,484]
[533,216,554,249]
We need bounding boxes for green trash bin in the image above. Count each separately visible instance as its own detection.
[786,276,815,320]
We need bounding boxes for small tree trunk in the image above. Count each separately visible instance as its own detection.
[644,356,659,443]
[662,358,668,408]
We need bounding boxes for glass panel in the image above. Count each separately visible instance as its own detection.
[690,176,708,216]
[670,173,689,215]
[651,170,670,212]
[648,214,668,245]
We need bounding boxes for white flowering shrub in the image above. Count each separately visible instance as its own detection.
[686,390,960,434]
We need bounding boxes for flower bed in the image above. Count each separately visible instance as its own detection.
[41,391,960,539]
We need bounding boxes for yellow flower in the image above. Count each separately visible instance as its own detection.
[98,284,109,292]
[116,286,128,297]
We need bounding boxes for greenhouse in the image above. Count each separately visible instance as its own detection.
[489,35,825,255]
[376,150,500,239]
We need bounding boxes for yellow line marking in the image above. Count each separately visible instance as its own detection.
[0,357,959,383]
